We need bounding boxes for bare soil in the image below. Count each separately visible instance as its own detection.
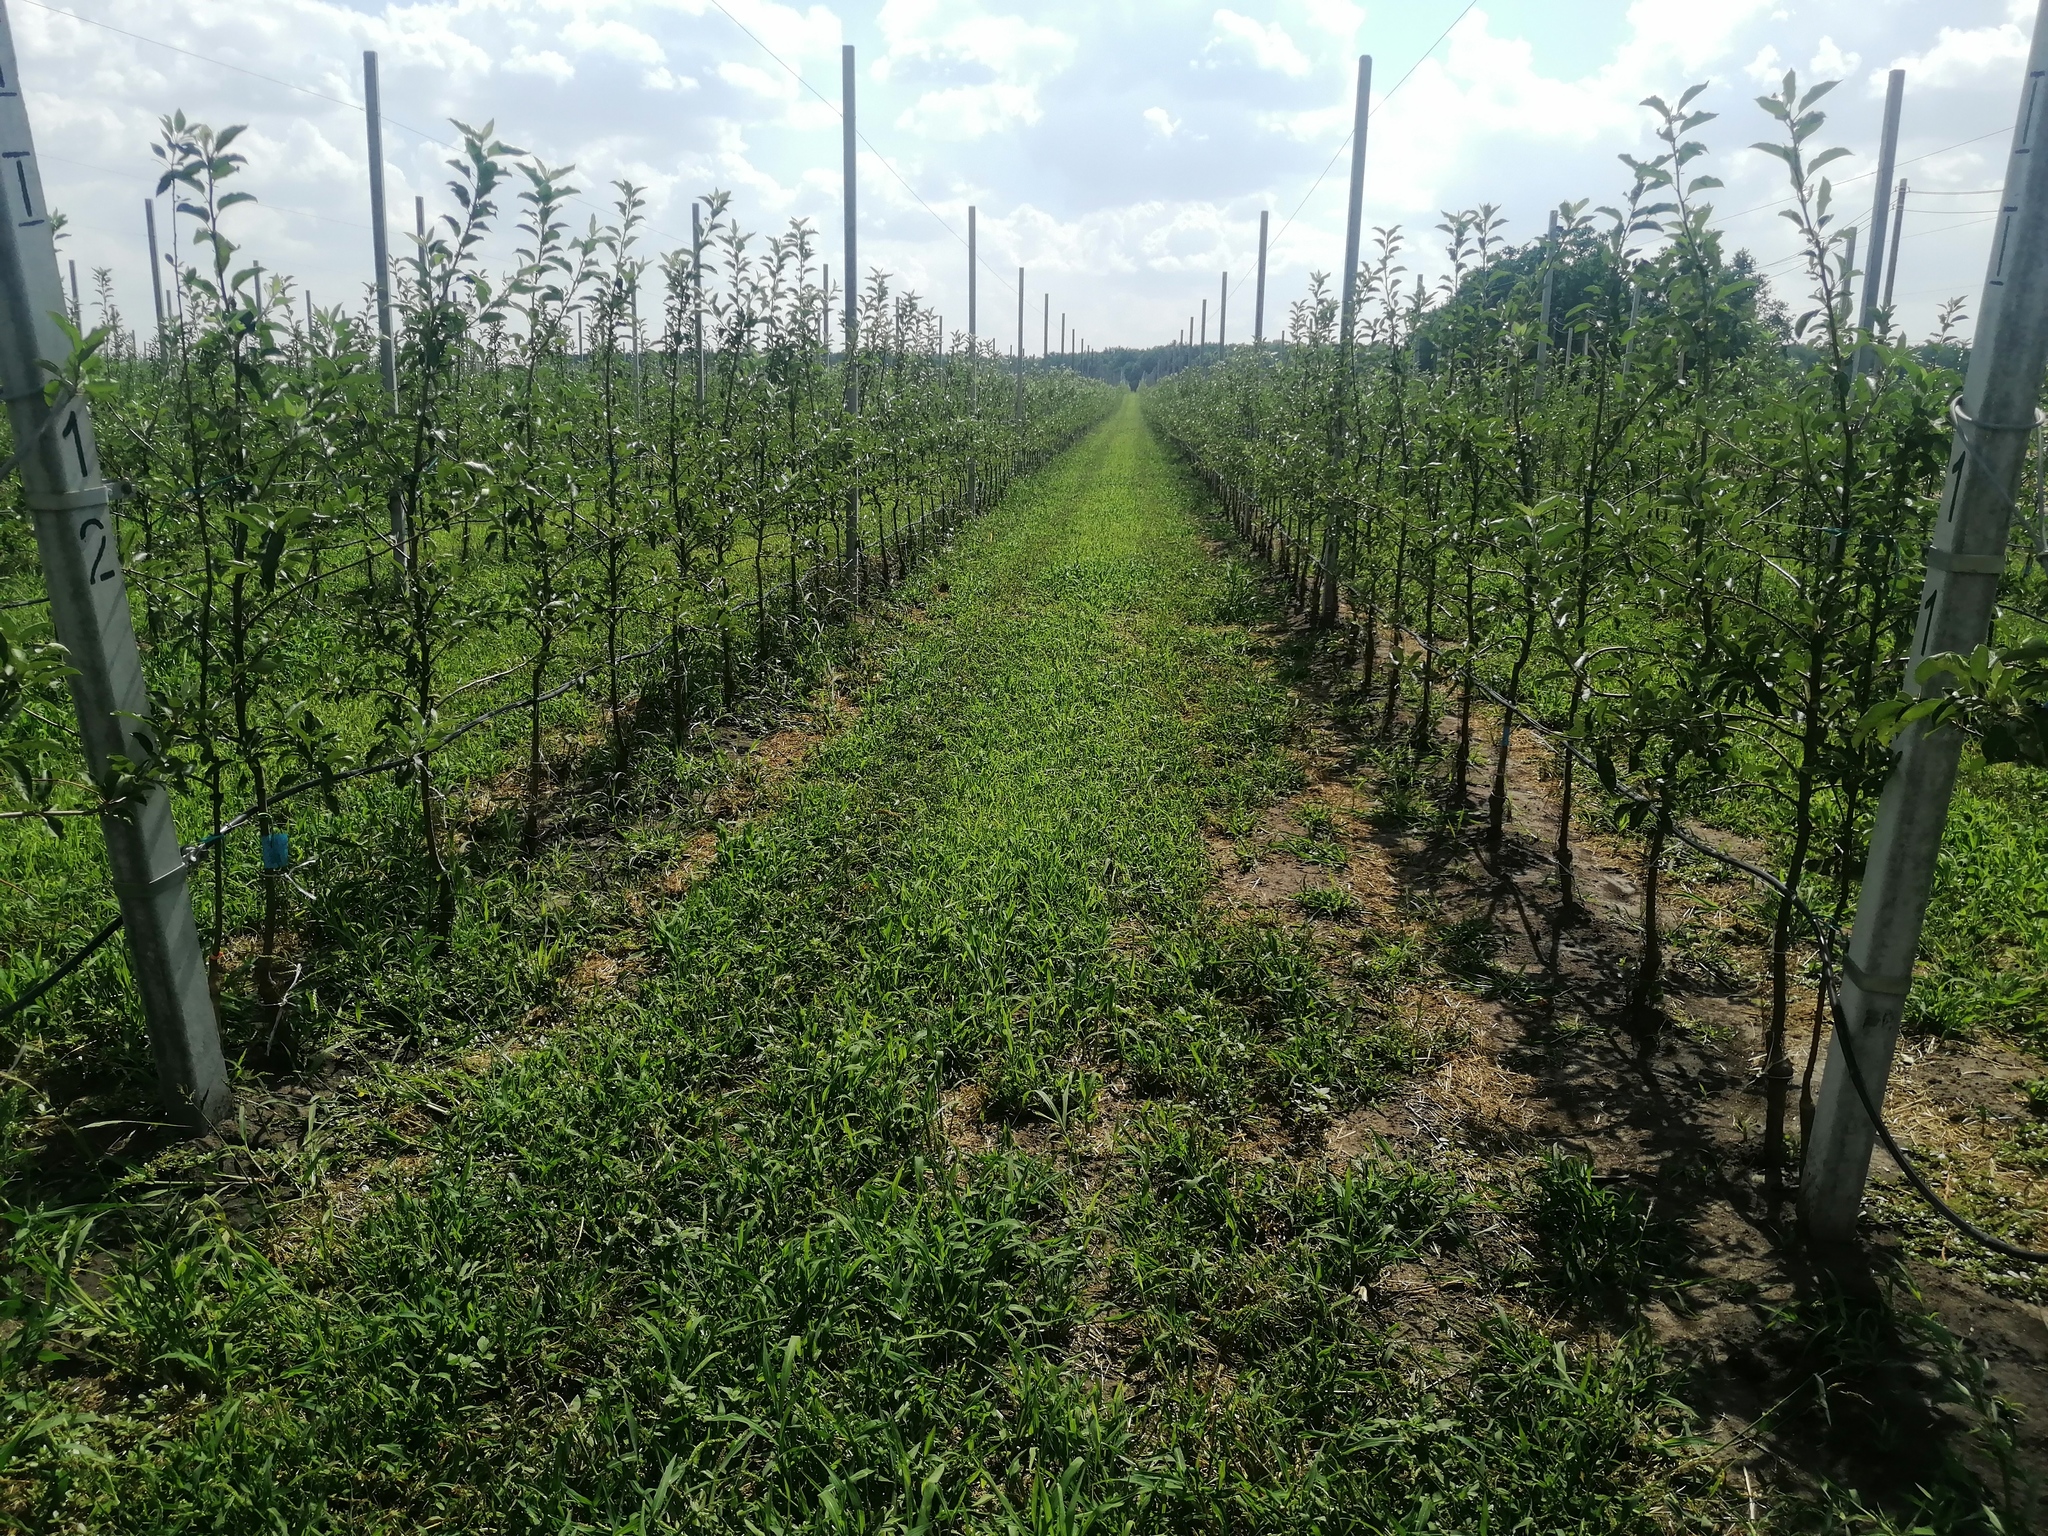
[1207,591,2048,1522]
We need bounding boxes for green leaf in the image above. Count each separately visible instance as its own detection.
[1798,78,1839,112]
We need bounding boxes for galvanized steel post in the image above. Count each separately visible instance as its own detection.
[1803,2,2048,1240]
[0,4,228,1124]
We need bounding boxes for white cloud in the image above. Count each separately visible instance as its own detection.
[718,60,792,99]
[1601,0,1777,77]
[877,0,1076,140]
[1301,0,1364,39]
[1887,22,2029,88]
[560,18,666,68]
[1809,35,1860,78]
[1208,11,1311,76]
[505,47,574,82]
[1745,44,1787,85]
[1,0,2022,354]
[900,82,1044,138]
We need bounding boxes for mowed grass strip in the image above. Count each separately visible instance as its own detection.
[10,397,1728,1533]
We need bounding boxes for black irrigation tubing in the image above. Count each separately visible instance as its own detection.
[1,628,698,1022]
[1218,474,2048,1266]
[0,914,122,1027]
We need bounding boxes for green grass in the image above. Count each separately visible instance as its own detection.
[2,397,1731,1533]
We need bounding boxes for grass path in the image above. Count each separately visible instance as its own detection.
[15,396,1729,1533]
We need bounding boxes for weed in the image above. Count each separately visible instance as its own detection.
[1525,1149,1668,1306]
[1298,882,1356,919]
[1298,804,1339,840]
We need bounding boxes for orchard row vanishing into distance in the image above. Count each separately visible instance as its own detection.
[1,3,2045,1259]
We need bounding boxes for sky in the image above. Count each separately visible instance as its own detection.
[9,0,2036,351]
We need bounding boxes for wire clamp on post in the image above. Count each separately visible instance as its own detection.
[23,484,112,515]
[1949,395,2046,439]
[1841,953,1913,998]
[1922,545,2009,576]
[110,860,196,901]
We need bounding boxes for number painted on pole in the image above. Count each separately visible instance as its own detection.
[0,151,37,225]
[60,410,84,476]
[79,515,112,585]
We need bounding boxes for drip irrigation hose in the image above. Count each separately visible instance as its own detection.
[0,914,122,1026]
[1205,464,2048,1266]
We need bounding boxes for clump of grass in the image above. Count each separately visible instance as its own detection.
[1288,1150,1469,1284]
[1525,1149,1667,1306]
[1298,882,1355,919]
[1353,932,1426,988]
[981,1042,1102,1131]
[1369,759,1429,831]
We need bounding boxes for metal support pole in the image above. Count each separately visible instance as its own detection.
[64,256,74,326]
[143,197,164,334]
[967,206,978,417]
[1015,265,1024,425]
[691,200,705,406]
[1200,297,1207,348]
[1255,209,1269,345]
[1042,290,1048,357]
[1882,180,1908,318]
[1336,55,1371,351]
[841,44,860,584]
[0,5,228,1124]
[364,53,397,400]
[1803,1,2048,1240]
[1219,271,1228,349]
[1329,54,1370,626]
[362,51,406,561]
[1856,69,1906,372]
[1840,226,1858,332]
[1536,208,1558,396]
[822,261,830,351]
